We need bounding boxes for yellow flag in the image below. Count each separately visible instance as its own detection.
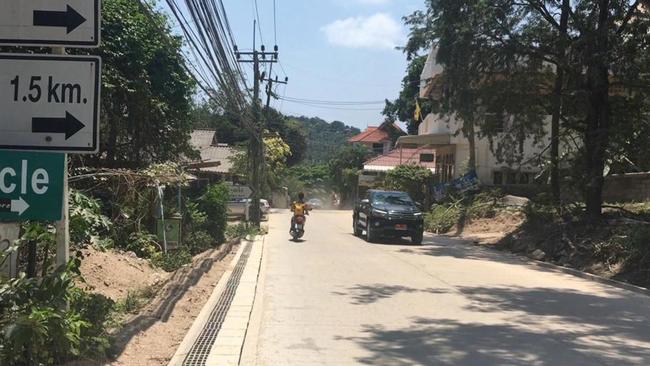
[414,99,422,122]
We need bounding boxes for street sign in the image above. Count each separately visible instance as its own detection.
[0,151,65,222]
[229,184,253,200]
[0,0,100,47]
[0,54,101,153]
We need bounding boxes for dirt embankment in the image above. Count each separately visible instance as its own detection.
[78,248,168,301]
[72,242,238,366]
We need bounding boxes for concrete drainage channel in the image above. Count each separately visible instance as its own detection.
[175,241,256,366]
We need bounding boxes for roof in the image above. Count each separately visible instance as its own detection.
[191,130,217,149]
[396,133,452,148]
[189,130,239,174]
[363,148,437,172]
[348,123,406,143]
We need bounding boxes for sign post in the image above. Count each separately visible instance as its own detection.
[0,0,100,47]
[0,151,65,222]
[0,54,101,153]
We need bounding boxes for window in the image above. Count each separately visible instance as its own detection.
[420,153,435,163]
[519,172,531,185]
[506,172,517,185]
[372,143,384,155]
[493,171,503,185]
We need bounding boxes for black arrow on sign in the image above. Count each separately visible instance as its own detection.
[33,5,86,34]
[32,112,85,140]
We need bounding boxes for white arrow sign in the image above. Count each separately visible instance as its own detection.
[0,0,100,47]
[0,54,101,153]
[11,197,29,216]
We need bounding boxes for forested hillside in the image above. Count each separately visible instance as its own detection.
[290,116,361,163]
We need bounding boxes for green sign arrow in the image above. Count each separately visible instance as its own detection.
[0,151,64,222]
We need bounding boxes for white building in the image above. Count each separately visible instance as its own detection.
[398,48,556,186]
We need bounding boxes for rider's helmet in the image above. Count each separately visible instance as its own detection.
[298,192,305,201]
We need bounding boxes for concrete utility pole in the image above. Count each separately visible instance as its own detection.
[236,37,279,227]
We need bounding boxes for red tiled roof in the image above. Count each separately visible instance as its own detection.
[348,126,390,143]
[363,148,437,170]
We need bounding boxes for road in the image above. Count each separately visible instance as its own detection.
[241,209,650,365]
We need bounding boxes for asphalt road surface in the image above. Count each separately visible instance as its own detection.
[241,209,650,365]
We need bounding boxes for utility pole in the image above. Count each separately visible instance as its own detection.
[236,40,279,227]
[264,73,288,111]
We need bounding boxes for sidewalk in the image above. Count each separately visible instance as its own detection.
[168,236,264,366]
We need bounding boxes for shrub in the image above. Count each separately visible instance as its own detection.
[425,205,461,233]
[69,289,114,356]
[0,258,111,365]
[226,223,261,240]
[383,164,433,204]
[199,183,230,243]
[185,230,214,254]
[125,231,160,259]
[151,247,192,272]
[70,191,112,246]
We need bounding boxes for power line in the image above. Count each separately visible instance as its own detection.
[280,96,386,105]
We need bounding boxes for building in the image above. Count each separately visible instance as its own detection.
[348,121,406,155]
[188,130,239,185]
[397,48,555,186]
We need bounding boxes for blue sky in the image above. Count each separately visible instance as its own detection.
[184,0,424,130]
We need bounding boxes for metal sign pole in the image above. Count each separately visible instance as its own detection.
[52,47,69,269]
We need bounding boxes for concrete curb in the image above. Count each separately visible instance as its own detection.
[168,239,243,366]
[429,232,650,297]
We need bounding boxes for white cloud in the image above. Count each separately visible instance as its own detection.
[321,13,403,50]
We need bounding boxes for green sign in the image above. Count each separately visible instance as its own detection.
[0,151,64,222]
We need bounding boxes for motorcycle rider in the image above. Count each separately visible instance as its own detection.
[290,192,309,232]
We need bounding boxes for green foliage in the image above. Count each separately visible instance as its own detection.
[290,116,361,164]
[125,231,160,259]
[329,145,371,204]
[151,248,192,272]
[383,56,430,134]
[383,165,433,204]
[185,230,214,254]
[286,164,330,189]
[114,286,157,314]
[83,0,196,166]
[226,223,261,240]
[0,258,111,365]
[199,183,230,243]
[70,190,112,246]
[425,205,461,233]
[68,289,114,356]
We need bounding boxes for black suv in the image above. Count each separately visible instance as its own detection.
[353,190,424,244]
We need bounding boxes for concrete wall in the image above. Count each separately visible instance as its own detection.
[603,173,650,203]
[420,113,555,184]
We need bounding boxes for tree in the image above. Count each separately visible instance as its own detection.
[383,56,430,134]
[400,0,650,219]
[85,0,196,167]
[328,145,372,205]
[383,165,433,204]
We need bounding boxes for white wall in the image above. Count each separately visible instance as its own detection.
[420,113,553,184]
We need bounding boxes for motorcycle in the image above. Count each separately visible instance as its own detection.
[290,215,306,241]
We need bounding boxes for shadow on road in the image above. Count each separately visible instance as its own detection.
[336,286,650,365]
[332,284,447,305]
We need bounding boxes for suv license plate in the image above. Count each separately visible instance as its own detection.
[395,224,407,231]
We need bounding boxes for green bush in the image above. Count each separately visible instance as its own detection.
[425,205,461,233]
[125,231,160,259]
[185,230,214,254]
[69,289,114,356]
[0,258,111,365]
[70,190,112,246]
[151,247,192,272]
[226,223,261,240]
[383,164,433,204]
[199,183,230,243]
